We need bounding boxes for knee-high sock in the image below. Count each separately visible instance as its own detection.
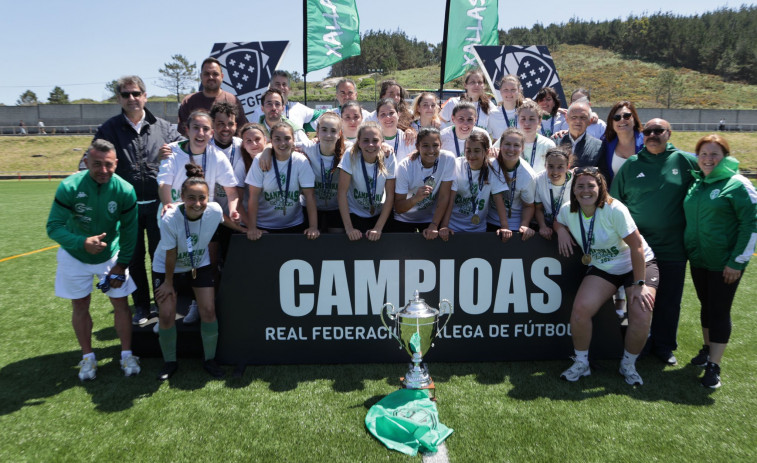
[159,326,177,362]
[201,320,219,361]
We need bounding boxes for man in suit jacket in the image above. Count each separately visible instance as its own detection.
[559,100,603,167]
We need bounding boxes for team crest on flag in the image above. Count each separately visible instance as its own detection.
[473,45,567,107]
[207,41,290,118]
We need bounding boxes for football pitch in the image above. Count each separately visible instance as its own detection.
[1,180,755,462]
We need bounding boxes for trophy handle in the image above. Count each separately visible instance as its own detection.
[434,299,454,339]
[380,303,402,345]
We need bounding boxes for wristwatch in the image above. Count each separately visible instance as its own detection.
[634,280,645,287]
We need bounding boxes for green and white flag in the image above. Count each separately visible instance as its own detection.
[443,0,499,83]
[305,0,361,74]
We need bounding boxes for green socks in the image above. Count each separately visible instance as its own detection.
[201,320,219,361]
[159,326,177,362]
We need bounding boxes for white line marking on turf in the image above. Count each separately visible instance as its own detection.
[422,443,449,463]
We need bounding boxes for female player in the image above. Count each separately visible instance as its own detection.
[684,134,757,388]
[487,74,523,139]
[440,69,496,131]
[340,100,364,143]
[517,99,557,174]
[534,147,573,240]
[410,92,442,131]
[337,122,396,241]
[439,131,508,238]
[376,98,415,164]
[534,87,566,138]
[487,128,537,239]
[244,122,319,240]
[393,128,455,239]
[554,167,657,386]
[439,102,492,157]
[153,164,245,381]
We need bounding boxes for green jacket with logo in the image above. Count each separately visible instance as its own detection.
[46,171,138,265]
[609,142,699,261]
[684,156,757,271]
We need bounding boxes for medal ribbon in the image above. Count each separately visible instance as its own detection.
[359,153,379,212]
[527,141,537,167]
[272,157,293,214]
[466,162,485,216]
[505,164,518,218]
[540,116,555,137]
[182,205,202,277]
[422,157,439,185]
[452,128,462,158]
[547,172,570,225]
[578,210,596,259]
[501,106,515,128]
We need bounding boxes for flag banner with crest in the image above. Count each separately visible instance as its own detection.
[207,41,290,118]
[443,0,498,83]
[306,0,361,73]
[473,45,567,107]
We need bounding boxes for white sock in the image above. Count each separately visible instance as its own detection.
[622,350,638,365]
[574,349,589,364]
[83,352,96,361]
[121,350,132,360]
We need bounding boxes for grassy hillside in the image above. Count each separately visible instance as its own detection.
[288,44,757,109]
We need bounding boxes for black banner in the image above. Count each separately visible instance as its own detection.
[216,233,622,365]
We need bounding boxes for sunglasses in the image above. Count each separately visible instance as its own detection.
[612,112,633,122]
[119,91,143,98]
[574,166,599,175]
[642,127,667,136]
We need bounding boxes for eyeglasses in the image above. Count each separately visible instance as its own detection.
[574,166,599,175]
[119,91,143,98]
[642,127,667,136]
[612,112,633,122]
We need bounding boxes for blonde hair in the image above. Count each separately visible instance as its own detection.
[498,74,524,108]
[350,122,388,175]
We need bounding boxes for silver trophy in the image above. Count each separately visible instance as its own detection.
[380,290,453,389]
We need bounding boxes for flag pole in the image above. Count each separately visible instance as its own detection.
[303,0,308,106]
[438,0,451,99]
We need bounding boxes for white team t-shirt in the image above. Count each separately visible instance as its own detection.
[158,141,238,204]
[394,150,456,223]
[299,143,341,211]
[383,131,415,165]
[153,202,223,273]
[338,151,396,218]
[486,160,537,230]
[439,126,492,158]
[556,199,655,275]
[487,106,519,140]
[209,137,246,215]
[534,170,573,226]
[449,157,508,232]
[245,152,315,229]
[540,114,566,138]
[521,134,557,174]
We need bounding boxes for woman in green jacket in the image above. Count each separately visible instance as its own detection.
[684,134,757,388]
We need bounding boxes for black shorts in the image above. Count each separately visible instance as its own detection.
[586,259,659,290]
[153,265,215,295]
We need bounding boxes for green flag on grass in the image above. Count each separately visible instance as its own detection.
[443,0,499,83]
[306,0,361,73]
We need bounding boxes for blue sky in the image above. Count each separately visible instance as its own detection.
[0,0,739,105]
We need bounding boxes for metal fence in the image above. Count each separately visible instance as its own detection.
[1,125,100,135]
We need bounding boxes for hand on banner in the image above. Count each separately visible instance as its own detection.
[539,226,553,240]
[365,229,382,241]
[519,225,535,241]
[422,223,439,240]
[304,227,320,240]
[497,228,513,243]
[246,228,266,241]
[345,227,363,241]
[439,227,453,242]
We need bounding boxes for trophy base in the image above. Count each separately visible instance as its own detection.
[399,377,436,400]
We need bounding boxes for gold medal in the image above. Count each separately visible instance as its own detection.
[471,215,480,225]
[191,268,197,279]
[581,254,592,265]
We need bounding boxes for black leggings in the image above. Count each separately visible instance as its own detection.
[690,266,741,343]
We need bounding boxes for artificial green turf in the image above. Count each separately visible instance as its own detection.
[1,180,755,462]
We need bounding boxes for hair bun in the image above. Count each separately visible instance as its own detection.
[185,163,205,179]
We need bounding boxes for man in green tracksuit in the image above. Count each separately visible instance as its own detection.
[610,119,699,366]
[46,139,140,381]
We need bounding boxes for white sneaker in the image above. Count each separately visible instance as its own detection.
[183,300,199,324]
[560,358,590,382]
[153,322,160,334]
[120,355,141,376]
[619,362,643,386]
[78,357,97,381]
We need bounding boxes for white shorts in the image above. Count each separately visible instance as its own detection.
[55,248,137,299]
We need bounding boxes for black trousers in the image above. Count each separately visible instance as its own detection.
[130,200,161,310]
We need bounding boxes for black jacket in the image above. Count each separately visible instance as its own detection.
[94,108,181,202]
[558,132,604,168]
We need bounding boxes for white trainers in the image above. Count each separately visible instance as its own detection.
[560,358,590,382]
[619,362,643,386]
[120,355,141,377]
[78,357,97,381]
[183,300,199,324]
[153,322,160,334]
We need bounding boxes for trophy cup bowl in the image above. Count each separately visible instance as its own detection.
[380,290,453,389]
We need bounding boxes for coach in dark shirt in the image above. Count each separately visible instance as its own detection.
[559,100,603,167]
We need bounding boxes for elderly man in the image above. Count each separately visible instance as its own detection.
[332,78,371,118]
[95,75,181,325]
[558,101,603,167]
[178,57,247,135]
[610,119,699,366]
[47,139,140,380]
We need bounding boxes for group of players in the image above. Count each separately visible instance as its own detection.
[47,59,756,389]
